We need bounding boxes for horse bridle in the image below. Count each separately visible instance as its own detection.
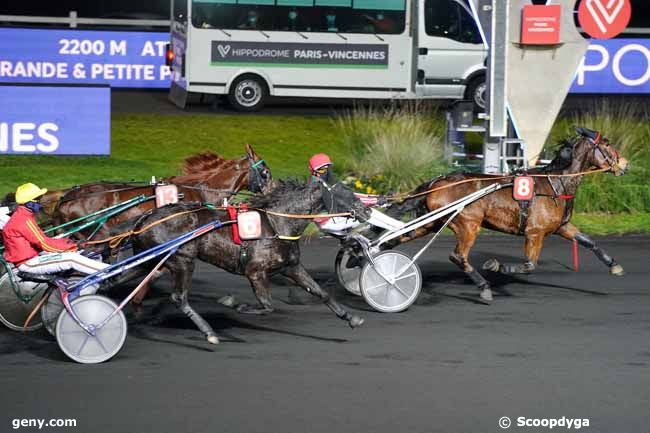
[247,155,270,193]
[576,132,623,174]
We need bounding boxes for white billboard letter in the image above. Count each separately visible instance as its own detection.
[576,44,609,86]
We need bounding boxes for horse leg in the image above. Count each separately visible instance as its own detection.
[167,260,219,344]
[483,232,544,275]
[556,223,624,276]
[235,271,274,315]
[131,269,167,320]
[282,264,364,328]
[448,222,493,302]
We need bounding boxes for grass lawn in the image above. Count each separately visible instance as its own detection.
[0,113,346,195]
[571,212,650,235]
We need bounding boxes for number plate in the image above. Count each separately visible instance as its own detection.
[513,176,534,201]
[237,211,262,240]
[155,185,179,207]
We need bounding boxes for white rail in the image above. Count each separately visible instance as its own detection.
[0,12,170,28]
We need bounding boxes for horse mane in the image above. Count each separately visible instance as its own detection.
[246,179,318,210]
[167,151,245,186]
[181,151,227,175]
[536,138,580,173]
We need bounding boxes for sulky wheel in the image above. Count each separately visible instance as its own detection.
[55,295,127,364]
[0,272,46,331]
[41,288,63,336]
[360,250,422,313]
[41,277,99,336]
[335,246,364,296]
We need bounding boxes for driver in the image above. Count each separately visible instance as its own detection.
[309,154,372,222]
[2,183,108,291]
[309,154,405,233]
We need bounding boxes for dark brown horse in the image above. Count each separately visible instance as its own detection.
[50,144,272,239]
[130,180,364,344]
[388,127,629,302]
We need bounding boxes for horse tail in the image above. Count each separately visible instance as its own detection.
[109,212,154,237]
[385,176,445,219]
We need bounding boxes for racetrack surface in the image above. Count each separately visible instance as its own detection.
[1,235,649,433]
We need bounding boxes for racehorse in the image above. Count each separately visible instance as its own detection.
[387,127,629,302]
[130,180,364,344]
[50,144,272,239]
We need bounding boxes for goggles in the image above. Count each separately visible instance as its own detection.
[312,165,331,175]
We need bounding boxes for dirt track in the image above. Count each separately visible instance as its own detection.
[1,235,649,433]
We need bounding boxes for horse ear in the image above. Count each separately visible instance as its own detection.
[245,143,255,158]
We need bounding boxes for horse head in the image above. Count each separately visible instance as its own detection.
[572,127,629,176]
[245,144,274,193]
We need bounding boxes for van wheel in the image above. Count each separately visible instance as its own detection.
[228,75,267,112]
[465,76,486,113]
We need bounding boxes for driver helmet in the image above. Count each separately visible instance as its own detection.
[309,153,332,175]
[15,183,48,205]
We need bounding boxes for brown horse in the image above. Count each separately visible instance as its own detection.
[388,127,629,302]
[50,144,272,239]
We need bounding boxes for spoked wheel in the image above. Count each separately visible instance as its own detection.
[0,272,46,331]
[335,246,364,296]
[55,295,127,364]
[360,251,422,313]
[42,277,99,336]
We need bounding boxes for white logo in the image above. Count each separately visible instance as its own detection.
[217,44,231,58]
[586,0,625,34]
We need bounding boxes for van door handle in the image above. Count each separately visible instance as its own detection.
[419,48,428,55]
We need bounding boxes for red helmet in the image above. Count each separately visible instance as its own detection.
[309,153,332,172]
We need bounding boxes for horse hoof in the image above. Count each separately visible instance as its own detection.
[218,295,237,308]
[610,264,625,276]
[479,288,493,303]
[482,258,500,272]
[348,315,364,328]
[207,335,220,345]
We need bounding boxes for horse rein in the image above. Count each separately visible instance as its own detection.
[587,133,623,175]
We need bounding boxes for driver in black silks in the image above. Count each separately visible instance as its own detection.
[308,153,372,222]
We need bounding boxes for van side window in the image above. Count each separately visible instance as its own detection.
[424,0,481,44]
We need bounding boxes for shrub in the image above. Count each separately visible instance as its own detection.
[334,102,448,193]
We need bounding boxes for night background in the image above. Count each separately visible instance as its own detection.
[2,0,650,28]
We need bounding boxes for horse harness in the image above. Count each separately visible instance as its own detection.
[226,203,301,273]
[515,176,575,236]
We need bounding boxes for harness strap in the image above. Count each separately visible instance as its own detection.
[277,235,302,241]
[517,200,531,236]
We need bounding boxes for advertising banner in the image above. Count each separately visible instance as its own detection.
[211,41,389,68]
[0,28,170,88]
[571,39,650,93]
[0,85,110,155]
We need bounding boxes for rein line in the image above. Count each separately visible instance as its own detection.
[388,167,610,202]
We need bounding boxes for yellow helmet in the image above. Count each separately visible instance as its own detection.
[15,183,48,204]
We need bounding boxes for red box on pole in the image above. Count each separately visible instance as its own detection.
[521,4,561,45]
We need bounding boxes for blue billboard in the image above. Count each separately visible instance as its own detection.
[571,39,649,94]
[0,85,110,155]
[0,28,170,88]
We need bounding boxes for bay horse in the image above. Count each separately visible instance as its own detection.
[129,180,364,344]
[388,127,629,302]
[50,144,272,239]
